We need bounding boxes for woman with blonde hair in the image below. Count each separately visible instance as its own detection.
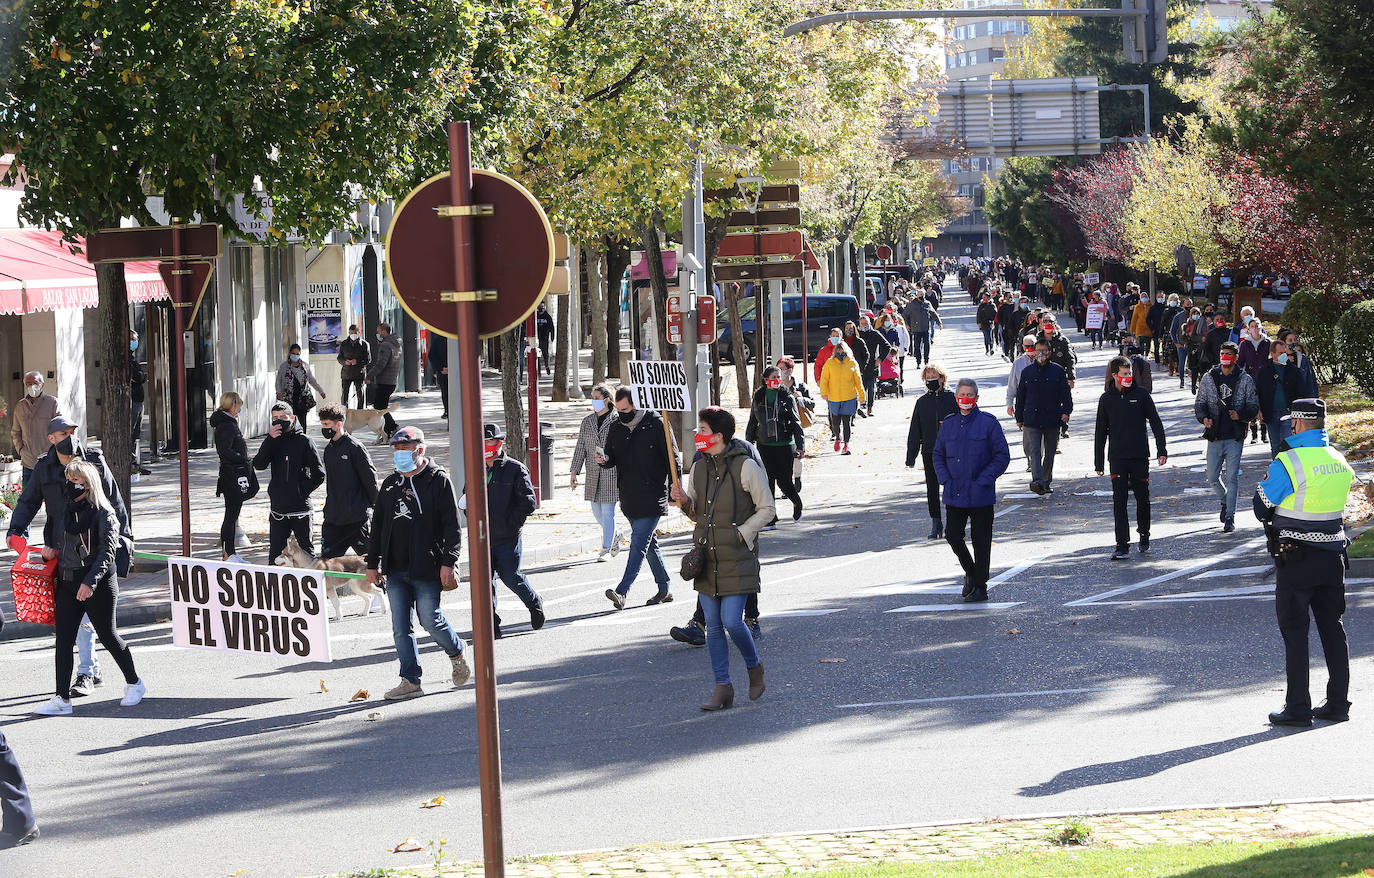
[34,461,145,715]
[211,391,254,562]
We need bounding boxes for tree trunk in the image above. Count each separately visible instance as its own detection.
[604,238,630,377]
[639,212,672,365]
[500,326,528,466]
[551,258,571,402]
[96,262,133,507]
[725,282,750,408]
[586,244,607,384]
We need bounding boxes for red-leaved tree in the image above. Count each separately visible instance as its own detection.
[1048,149,1141,265]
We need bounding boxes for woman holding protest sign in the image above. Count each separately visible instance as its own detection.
[34,460,145,716]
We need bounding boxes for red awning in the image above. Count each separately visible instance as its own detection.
[0,229,168,314]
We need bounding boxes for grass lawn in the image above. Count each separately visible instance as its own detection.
[1320,382,1374,460]
[1350,528,1374,560]
[806,836,1374,878]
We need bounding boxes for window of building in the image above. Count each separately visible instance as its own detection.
[231,247,256,377]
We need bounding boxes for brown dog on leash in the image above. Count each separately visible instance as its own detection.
[275,533,387,621]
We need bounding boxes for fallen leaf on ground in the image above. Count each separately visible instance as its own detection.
[366,712,383,721]
[349,689,369,702]
[391,838,425,853]
[155,617,170,623]
[421,795,446,809]
[1007,628,1021,635]
[820,657,846,664]
[318,680,328,693]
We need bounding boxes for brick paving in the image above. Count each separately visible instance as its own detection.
[385,799,1374,878]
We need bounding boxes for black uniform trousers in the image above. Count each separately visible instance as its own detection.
[0,728,34,844]
[1275,548,1350,713]
[1110,458,1151,548]
[945,505,994,587]
[321,520,370,560]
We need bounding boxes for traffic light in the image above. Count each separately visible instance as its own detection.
[1122,0,1169,64]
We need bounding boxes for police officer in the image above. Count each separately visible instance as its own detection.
[1252,398,1355,727]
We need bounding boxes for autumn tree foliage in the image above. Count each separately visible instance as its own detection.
[1047,149,1140,265]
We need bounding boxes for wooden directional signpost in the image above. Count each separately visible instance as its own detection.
[386,122,554,878]
[86,221,222,556]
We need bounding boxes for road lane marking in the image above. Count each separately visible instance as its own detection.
[1190,565,1270,580]
[885,602,1023,613]
[994,503,1024,518]
[767,609,846,618]
[1065,538,1264,606]
[837,683,1169,709]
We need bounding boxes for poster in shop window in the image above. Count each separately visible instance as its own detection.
[306,282,343,355]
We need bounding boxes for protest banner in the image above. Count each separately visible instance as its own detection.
[626,359,689,411]
[625,359,690,503]
[169,556,332,661]
[1084,272,1100,286]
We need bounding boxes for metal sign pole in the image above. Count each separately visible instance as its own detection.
[170,220,191,556]
[525,311,541,505]
[446,120,505,877]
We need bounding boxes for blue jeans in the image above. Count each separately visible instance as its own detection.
[385,570,464,685]
[590,502,618,550]
[699,593,760,686]
[614,515,670,597]
[980,327,993,352]
[491,537,539,611]
[1267,416,1292,458]
[1206,438,1245,519]
[77,619,99,677]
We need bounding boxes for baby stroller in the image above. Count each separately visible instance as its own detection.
[876,352,904,399]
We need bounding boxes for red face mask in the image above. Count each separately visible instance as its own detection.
[1219,354,1236,366]
[1119,375,1134,388]
[694,432,714,451]
[1041,324,1054,335]
[767,377,781,389]
[483,440,502,462]
[1023,346,1035,354]
[956,396,976,411]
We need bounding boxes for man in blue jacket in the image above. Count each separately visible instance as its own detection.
[934,379,1011,602]
[468,423,544,638]
[1014,339,1074,494]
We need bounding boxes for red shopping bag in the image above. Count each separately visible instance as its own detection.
[11,546,57,626]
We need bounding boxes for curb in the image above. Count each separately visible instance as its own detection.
[0,528,697,642]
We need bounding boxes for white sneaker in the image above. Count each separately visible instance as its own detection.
[597,548,610,562]
[226,554,247,565]
[120,679,147,707]
[610,531,624,557]
[34,696,72,716]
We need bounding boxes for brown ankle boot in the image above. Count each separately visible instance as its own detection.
[747,663,766,701]
[701,683,734,711]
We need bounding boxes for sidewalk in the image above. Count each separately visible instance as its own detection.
[0,349,694,639]
[365,799,1374,878]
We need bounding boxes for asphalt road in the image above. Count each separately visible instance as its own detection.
[2,282,1369,878]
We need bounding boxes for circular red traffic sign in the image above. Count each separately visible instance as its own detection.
[876,244,893,262]
[386,169,554,339]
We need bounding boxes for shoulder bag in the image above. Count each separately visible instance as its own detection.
[679,464,730,581]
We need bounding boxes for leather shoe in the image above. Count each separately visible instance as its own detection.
[960,575,973,598]
[963,586,988,603]
[1312,701,1350,723]
[1268,706,1313,727]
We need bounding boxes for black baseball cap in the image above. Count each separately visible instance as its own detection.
[483,423,504,441]
[1282,398,1326,422]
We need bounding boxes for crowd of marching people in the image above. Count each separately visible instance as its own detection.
[3,252,1358,846]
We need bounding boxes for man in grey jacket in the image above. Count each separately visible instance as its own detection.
[366,322,402,437]
[1194,340,1259,532]
[901,290,943,368]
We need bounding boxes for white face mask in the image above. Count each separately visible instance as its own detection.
[591,398,607,413]
[25,385,42,398]
[349,333,359,341]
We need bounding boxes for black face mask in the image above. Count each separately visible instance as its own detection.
[55,435,75,456]
[618,411,635,423]
[321,427,337,440]
[925,379,941,393]
[63,480,85,502]
[272,419,291,433]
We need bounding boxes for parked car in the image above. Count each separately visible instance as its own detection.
[717,293,861,364]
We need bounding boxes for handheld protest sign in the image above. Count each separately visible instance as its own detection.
[169,557,332,662]
[626,359,691,506]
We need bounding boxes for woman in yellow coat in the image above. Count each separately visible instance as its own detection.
[819,342,865,455]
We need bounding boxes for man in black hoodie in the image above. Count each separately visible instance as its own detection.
[597,388,673,608]
[253,401,325,563]
[365,426,469,700]
[856,315,892,416]
[318,403,378,560]
[467,423,543,637]
[1094,356,1168,560]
